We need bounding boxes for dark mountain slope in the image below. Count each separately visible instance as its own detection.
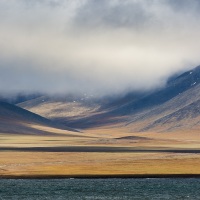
[126,83,200,132]
[63,65,200,130]
[17,65,200,132]
[0,101,76,134]
[111,65,200,115]
[144,99,200,132]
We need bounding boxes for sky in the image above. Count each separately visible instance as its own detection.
[1,0,200,97]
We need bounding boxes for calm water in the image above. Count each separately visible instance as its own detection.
[0,178,200,200]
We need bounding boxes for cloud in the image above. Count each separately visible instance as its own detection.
[0,0,200,96]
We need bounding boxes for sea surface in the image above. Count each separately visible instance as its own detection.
[0,178,200,200]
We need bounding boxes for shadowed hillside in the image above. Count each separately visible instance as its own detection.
[0,101,76,135]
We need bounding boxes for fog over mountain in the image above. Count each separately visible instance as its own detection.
[1,0,200,96]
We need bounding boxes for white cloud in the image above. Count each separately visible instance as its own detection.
[0,0,200,96]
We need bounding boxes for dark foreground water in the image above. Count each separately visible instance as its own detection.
[1,178,200,200]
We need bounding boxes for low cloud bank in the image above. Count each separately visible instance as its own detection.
[1,0,200,96]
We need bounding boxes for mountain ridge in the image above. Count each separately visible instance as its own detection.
[0,101,77,135]
[16,65,200,132]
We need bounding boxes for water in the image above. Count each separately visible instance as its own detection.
[0,178,200,200]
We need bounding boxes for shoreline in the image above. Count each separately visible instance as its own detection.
[1,174,200,179]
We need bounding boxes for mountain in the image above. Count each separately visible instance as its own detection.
[124,65,200,132]
[52,65,200,131]
[18,65,200,132]
[17,94,103,122]
[0,101,76,135]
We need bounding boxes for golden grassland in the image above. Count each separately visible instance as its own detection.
[1,152,200,177]
[1,125,200,177]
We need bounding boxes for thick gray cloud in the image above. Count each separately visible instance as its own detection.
[74,0,152,29]
[0,0,200,96]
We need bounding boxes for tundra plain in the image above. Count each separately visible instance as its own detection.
[1,125,200,178]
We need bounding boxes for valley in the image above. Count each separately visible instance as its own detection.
[1,66,200,178]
